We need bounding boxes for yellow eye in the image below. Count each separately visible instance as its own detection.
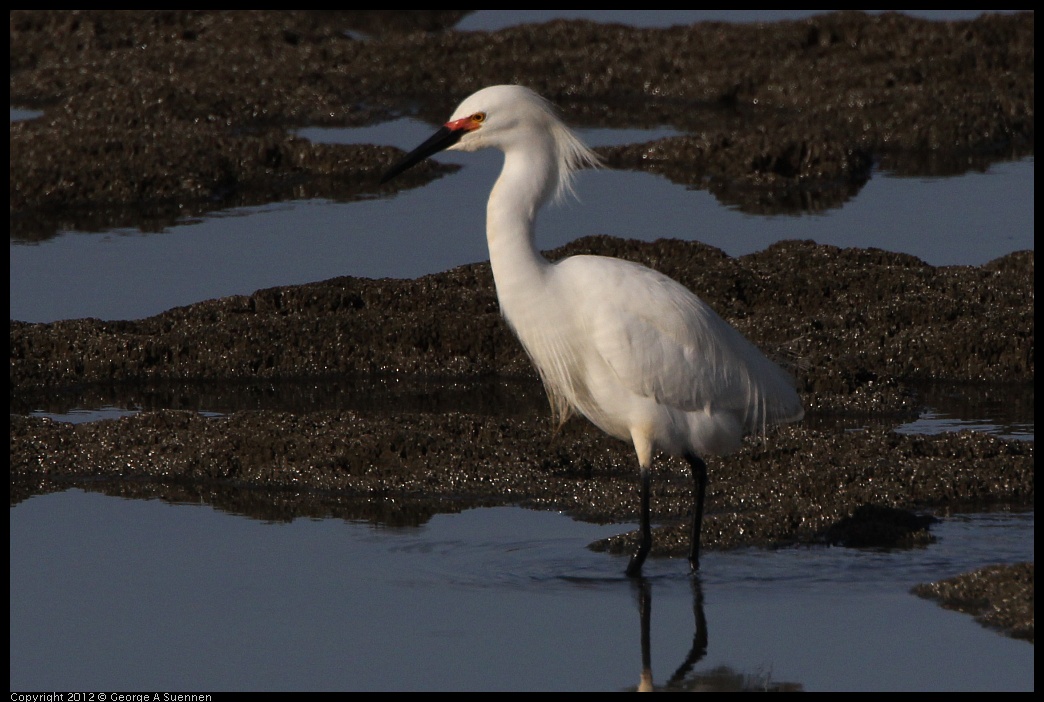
[472,112,486,123]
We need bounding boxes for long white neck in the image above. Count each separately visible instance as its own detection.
[485,136,559,322]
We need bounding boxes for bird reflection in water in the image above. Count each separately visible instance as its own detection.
[632,577,802,692]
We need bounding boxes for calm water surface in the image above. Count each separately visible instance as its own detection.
[8,491,1034,691]
[8,126,1033,323]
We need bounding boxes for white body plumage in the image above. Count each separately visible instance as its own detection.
[382,85,803,575]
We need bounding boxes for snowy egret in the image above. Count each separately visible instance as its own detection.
[381,85,803,576]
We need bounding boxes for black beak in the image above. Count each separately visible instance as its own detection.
[380,125,466,184]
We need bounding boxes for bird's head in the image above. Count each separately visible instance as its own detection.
[380,85,600,201]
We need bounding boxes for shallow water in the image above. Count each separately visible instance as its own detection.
[8,491,1033,691]
[456,10,1019,31]
[7,131,1034,324]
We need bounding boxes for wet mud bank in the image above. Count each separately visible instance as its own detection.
[9,11,1034,641]
[914,562,1034,643]
[10,11,1034,235]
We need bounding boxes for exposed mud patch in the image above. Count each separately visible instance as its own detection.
[913,562,1034,643]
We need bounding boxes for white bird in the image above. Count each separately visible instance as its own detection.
[381,85,803,576]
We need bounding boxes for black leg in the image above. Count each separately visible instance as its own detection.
[686,455,707,571]
[626,466,652,577]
